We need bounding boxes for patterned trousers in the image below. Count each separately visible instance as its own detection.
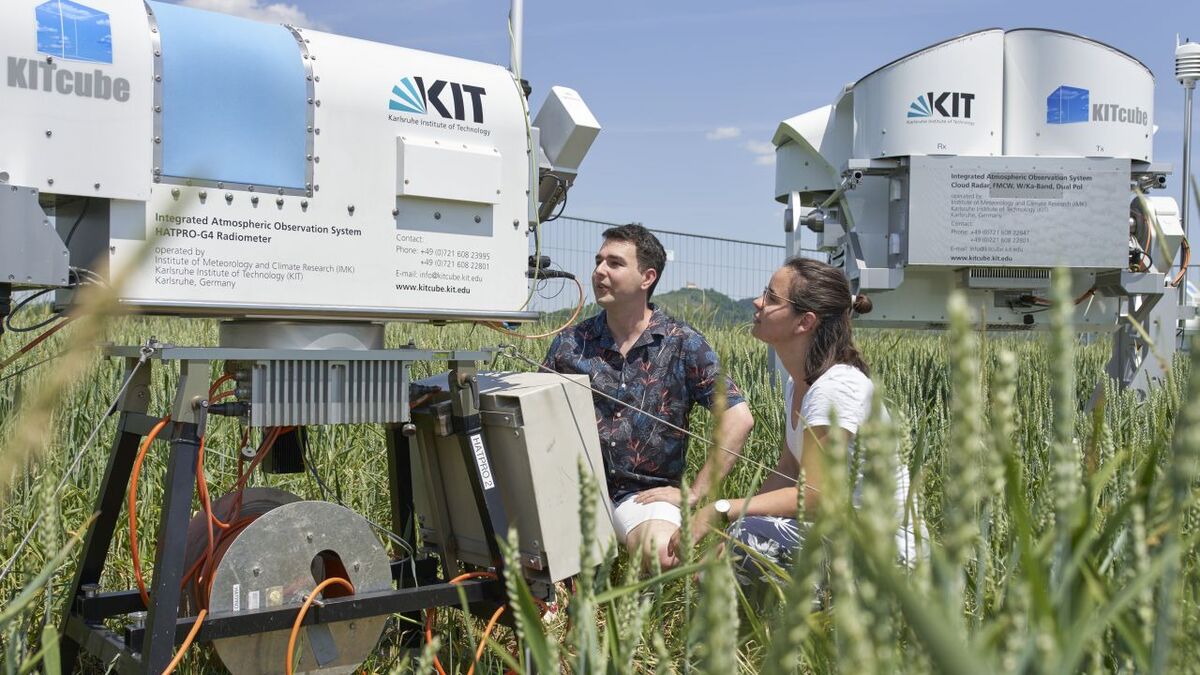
[725,516,809,591]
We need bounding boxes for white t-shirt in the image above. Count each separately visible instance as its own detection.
[784,364,919,562]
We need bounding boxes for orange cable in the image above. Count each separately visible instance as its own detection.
[286,577,355,675]
[129,415,171,608]
[425,572,503,675]
[482,276,585,340]
[1173,237,1191,287]
[161,608,206,675]
[209,373,234,393]
[0,315,75,371]
[469,605,507,675]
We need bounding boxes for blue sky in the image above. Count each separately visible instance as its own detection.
[179,0,1200,247]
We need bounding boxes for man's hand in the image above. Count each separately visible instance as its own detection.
[633,487,698,508]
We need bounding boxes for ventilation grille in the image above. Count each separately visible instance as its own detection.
[242,359,410,427]
[964,267,1051,290]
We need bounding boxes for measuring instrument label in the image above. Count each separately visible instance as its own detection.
[470,433,495,489]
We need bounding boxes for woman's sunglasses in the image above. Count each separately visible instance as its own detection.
[760,286,808,312]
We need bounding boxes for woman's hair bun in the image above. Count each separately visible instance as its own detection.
[851,293,872,315]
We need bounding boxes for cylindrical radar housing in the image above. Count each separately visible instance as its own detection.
[1003,29,1154,161]
[850,29,1003,159]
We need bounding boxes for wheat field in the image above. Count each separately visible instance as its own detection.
[1,275,1198,673]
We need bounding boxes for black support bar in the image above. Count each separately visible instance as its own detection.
[123,580,500,648]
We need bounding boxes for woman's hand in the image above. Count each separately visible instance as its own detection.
[667,504,721,559]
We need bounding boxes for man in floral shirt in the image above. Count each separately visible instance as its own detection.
[543,224,754,569]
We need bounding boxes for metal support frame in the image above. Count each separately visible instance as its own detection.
[58,344,510,674]
[1103,291,1179,397]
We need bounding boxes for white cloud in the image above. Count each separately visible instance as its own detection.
[176,0,326,29]
[743,140,775,166]
[705,126,741,141]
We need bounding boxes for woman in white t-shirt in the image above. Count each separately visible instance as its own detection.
[669,257,918,589]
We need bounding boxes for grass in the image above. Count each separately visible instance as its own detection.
[1,274,1199,673]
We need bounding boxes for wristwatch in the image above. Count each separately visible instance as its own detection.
[713,499,732,523]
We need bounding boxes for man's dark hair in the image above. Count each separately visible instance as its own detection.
[601,223,667,299]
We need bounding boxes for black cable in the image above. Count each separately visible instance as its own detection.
[4,289,64,333]
[535,265,569,301]
[62,198,91,248]
[542,175,569,223]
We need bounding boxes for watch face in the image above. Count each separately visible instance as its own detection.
[715,499,731,514]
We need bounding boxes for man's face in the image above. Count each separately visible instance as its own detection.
[593,239,654,309]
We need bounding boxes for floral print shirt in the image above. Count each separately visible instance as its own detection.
[542,306,744,502]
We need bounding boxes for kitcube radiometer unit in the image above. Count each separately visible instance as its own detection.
[0,0,599,323]
[10,2,614,674]
[774,29,1193,392]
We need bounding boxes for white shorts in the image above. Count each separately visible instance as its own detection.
[611,494,682,544]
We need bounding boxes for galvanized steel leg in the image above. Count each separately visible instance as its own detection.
[138,420,201,672]
[60,356,151,674]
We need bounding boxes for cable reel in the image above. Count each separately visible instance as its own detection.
[181,489,392,674]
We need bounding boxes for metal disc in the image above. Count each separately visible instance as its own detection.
[208,500,392,675]
[181,487,301,616]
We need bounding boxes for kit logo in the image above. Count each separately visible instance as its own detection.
[36,0,112,64]
[389,76,486,123]
[1046,85,1149,126]
[907,91,975,119]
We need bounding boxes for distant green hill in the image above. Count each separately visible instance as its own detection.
[540,287,756,327]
